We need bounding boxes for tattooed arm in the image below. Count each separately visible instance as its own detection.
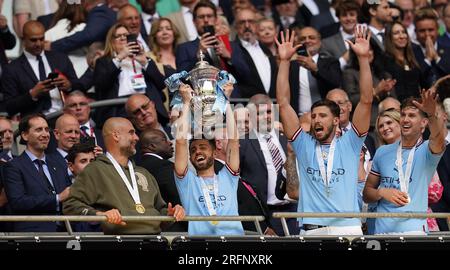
[285,144,299,200]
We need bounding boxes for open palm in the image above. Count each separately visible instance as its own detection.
[346,25,371,58]
[275,30,301,61]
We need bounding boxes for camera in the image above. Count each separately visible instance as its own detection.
[126,34,138,44]
[296,44,308,57]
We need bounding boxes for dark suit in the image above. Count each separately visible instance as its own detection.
[51,4,116,53]
[319,22,340,39]
[239,133,298,235]
[2,51,81,117]
[37,13,55,30]
[272,5,311,31]
[438,34,450,48]
[176,38,231,72]
[214,160,273,233]
[0,27,16,64]
[3,152,71,232]
[412,43,450,89]
[321,32,347,63]
[93,56,168,128]
[288,55,342,114]
[230,39,278,98]
[431,146,450,231]
[310,10,337,33]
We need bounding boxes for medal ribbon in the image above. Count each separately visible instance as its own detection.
[315,138,337,193]
[199,175,219,217]
[396,138,422,194]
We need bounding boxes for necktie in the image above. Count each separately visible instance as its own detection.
[34,159,55,194]
[37,55,46,81]
[307,70,321,103]
[377,32,384,42]
[80,126,89,137]
[265,134,283,172]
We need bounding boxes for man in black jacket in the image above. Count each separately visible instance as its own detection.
[138,128,187,232]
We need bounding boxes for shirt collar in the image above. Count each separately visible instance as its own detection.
[24,50,44,61]
[57,148,68,159]
[215,158,225,164]
[141,12,159,21]
[340,27,354,40]
[25,149,46,163]
[181,6,192,14]
[143,153,164,160]
[240,38,259,48]
[368,25,384,36]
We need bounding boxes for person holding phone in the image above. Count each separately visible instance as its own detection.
[93,23,168,129]
[176,1,232,72]
[2,21,80,117]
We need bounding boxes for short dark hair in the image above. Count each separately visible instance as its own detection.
[18,113,47,145]
[336,0,361,18]
[66,142,95,163]
[189,138,216,152]
[311,100,341,118]
[400,97,428,118]
[361,0,380,23]
[414,8,439,26]
[193,0,217,19]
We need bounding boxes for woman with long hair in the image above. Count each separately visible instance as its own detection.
[383,21,426,102]
[94,23,168,127]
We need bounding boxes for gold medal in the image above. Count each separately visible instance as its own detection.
[211,220,219,225]
[136,204,146,214]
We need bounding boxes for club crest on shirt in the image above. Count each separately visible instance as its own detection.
[135,172,149,192]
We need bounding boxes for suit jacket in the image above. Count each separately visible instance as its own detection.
[2,51,81,117]
[239,132,288,203]
[288,55,342,114]
[176,38,229,72]
[214,160,273,232]
[321,32,347,62]
[93,56,168,128]
[438,34,450,48]
[3,152,71,232]
[319,22,340,39]
[310,10,336,33]
[51,4,116,53]
[412,43,450,88]
[166,10,190,45]
[272,5,311,31]
[37,13,55,30]
[0,28,16,64]
[230,39,278,98]
[431,146,450,231]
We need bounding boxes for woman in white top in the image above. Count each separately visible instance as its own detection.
[45,1,87,77]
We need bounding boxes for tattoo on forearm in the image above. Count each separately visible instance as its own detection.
[285,153,299,197]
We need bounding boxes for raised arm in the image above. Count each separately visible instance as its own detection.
[174,84,193,176]
[226,101,240,172]
[346,25,373,135]
[285,143,299,200]
[413,88,446,154]
[275,30,302,139]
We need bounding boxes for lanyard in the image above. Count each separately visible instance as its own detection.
[396,138,422,194]
[106,152,141,205]
[315,138,337,195]
[199,175,219,217]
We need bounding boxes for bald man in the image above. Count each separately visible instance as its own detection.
[378,96,401,113]
[63,117,185,234]
[1,20,80,117]
[118,4,150,52]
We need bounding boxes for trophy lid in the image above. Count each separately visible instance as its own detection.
[190,51,220,76]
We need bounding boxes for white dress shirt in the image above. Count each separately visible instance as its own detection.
[302,0,320,16]
[240,39,271,94]
[182,6,198,41]
[298,54,319,114]
[141,12,159,35]
[368,25,385,44]
[339,28,354,69]
[24,50,63,114]
[256,129,287,205]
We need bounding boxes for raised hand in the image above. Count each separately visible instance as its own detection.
[179,83,193,104]
[345,24,371,58]
[275,29,301,61]
[412,88,439,117]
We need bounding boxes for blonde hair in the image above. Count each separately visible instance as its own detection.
[375,109,401,145]
[103,23,129,59]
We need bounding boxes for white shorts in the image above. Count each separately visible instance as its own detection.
[300,226,363,236]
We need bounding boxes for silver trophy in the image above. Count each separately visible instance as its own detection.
[188,51,220,128]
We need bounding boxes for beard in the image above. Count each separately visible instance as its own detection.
[192,155,214,171]
[313,123,335,142]
[120,144,136,158]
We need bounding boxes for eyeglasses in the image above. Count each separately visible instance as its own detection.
[66,102,89,109]
[114,33,128,40]
[132,101,152,117]
[236,19,256,26]
[196,14,215,20]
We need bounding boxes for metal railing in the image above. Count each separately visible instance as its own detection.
[272,212,450,236]
[0,215,265,235]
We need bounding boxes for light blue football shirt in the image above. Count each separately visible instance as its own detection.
[290,124,366,226]
[174,165,244,236]
[370,140,443,234]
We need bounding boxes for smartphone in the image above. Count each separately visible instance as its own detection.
[296,44,308,57]
[203,25,215,37]
[47,72,59,81]
[80,136,96,148]
[126,33,138,44]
